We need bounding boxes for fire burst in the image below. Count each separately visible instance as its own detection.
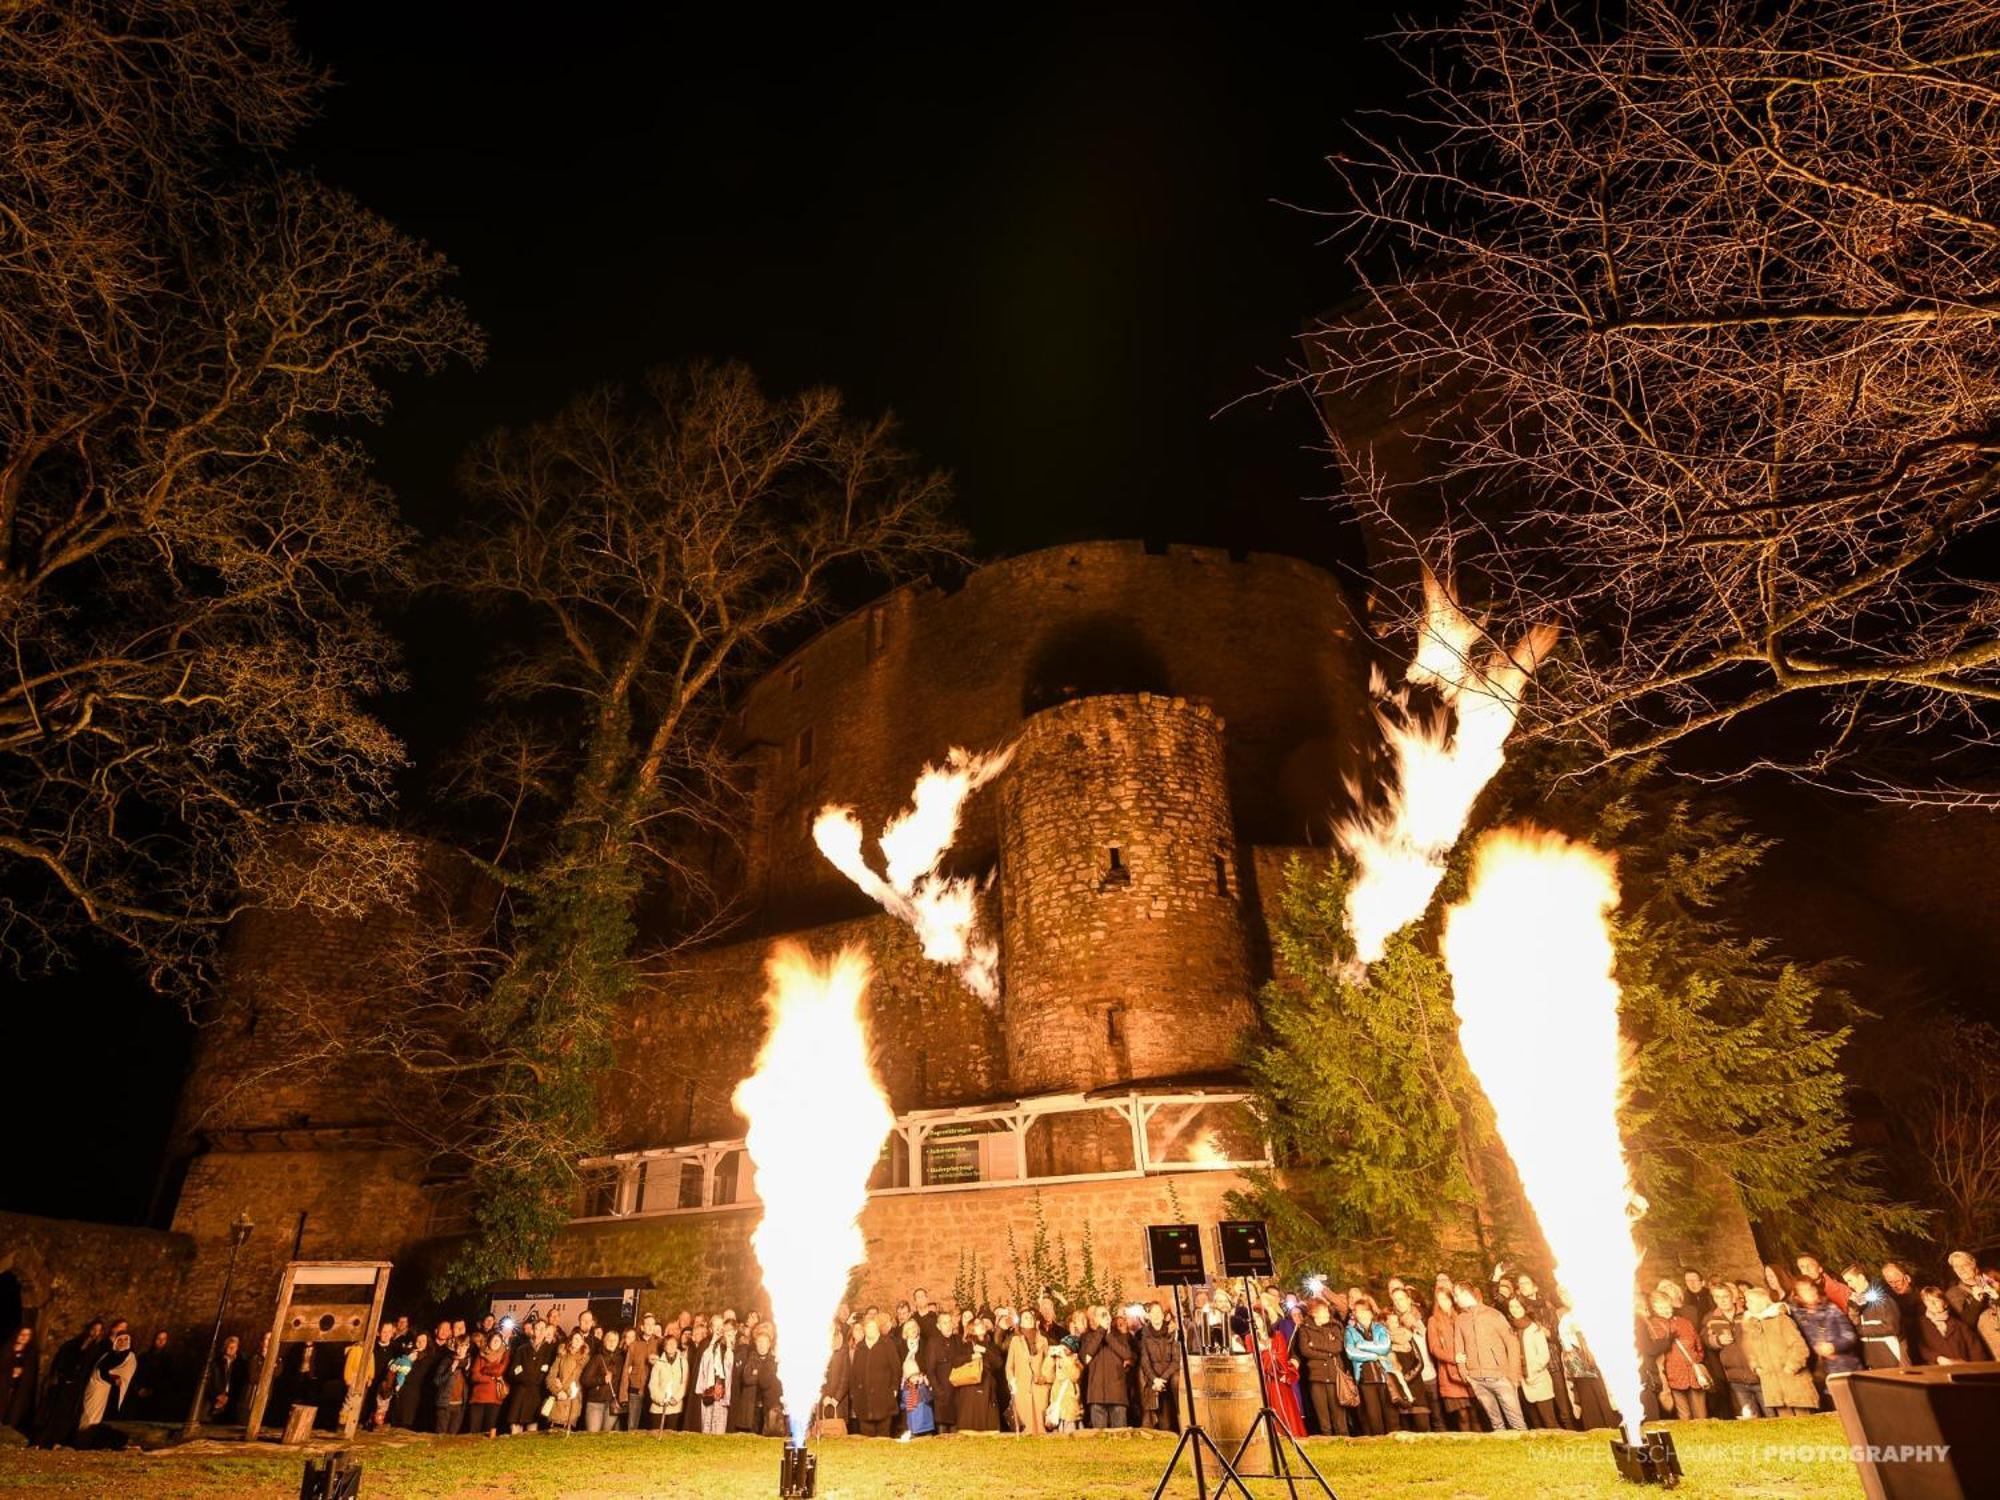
[813,744,1014,999]
[732,941,894,1443]
[1336,571,1555,962]
[1442,827,1647,1441]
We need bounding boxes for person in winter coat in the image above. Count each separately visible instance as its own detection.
[1294,1300,1350,1438]
[646,1329,689,1431]
[1452,1286,1527,1432]
[1702,1282,1762,1418]
[1739,1286,1818,1416]
[1841,1266,1906,1369]
[467,1333,509,1436]
[1942,1251,2000,1326]
[1506,1298,1559,1428]
[897,1316,938,1437]
[696,1323,735,1435]
[1791,1279,1860,1386]
[545,1331,587,1431]
[1912,1287,1986,1366]
[816,1325,850,1435]
[1005,1310,1051,1435]
[506,1325,554,1433]
[731,1326,784,1437]
[2,1325,37,1436]
[1137,1303,1180,1432]
[580,1328,622,1433]
[944,1318,1001,1432]
[1643,1291,1709,1420]
[1081,1306,1134,1429]
[1426,1277,1475,1431]
[1043,1339,1083,1433]
[432,1338,471,1435]
[1344,1296,1394,1437]
[850,1317,901,1438]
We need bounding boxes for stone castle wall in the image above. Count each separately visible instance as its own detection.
[735,541,1369,930]
[998,694,1253,1095]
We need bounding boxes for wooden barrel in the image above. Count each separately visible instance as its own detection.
[1189,1353,1266,1471]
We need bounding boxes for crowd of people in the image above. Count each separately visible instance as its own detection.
[4,1247,1995,1448]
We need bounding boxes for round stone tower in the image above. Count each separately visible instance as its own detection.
[997,693,1255,1101]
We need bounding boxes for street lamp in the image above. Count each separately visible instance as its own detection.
[181,1210,254,1440]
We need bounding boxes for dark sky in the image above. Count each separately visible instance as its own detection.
[9,2,1401,1226]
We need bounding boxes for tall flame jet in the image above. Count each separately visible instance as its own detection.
[732,942,894,1444]
[1336,571,1556,961]
[813,744,1015,1000]
[1443,828,1648,1441]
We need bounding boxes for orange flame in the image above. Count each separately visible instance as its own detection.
[814,744,1014,999]
[1336,571,1555,962]
[1442,826,1647,1442]
[733,942,894,1443]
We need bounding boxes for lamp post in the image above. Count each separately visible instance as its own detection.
[182,1210,254,1440]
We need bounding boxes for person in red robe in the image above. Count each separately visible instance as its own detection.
[1254,1311,1306,1437]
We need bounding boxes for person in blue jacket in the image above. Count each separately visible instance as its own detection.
[1344,1295,1395,1436]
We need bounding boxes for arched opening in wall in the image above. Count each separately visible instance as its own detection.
[1021,615,1172,716]
[0,1271,24,1342]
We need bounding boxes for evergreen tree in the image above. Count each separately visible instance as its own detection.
[1238,751,1919,1278]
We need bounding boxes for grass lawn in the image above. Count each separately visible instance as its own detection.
[0,1416,1867,1499]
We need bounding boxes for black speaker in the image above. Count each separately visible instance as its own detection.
[1828,1363,2000,1500]
[1146,1223,1207,1286]
[1216,1219,1273,1279]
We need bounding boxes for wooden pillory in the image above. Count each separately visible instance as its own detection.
[242,1260,392,1443]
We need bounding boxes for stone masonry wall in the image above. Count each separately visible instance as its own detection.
[736,542,1370,931]
[0,1211,195,1385]
[998,694,1253,1097]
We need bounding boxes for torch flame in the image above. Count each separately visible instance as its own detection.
[814,743,1014,1000]
[733,942,895,1445]
[1442,826,1647,1442]
[1336,571,1556,962]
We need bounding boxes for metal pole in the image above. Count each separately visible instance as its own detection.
[1241,1275,1284,1479]
[181,1216,251,1440]
[1174,1283,1207,1500]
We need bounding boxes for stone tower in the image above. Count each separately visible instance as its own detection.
[997,693,1254,1104]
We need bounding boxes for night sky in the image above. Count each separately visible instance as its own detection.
[9,2,1399,1226]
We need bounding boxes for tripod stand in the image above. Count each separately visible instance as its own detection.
[1227,1276,1337,1500]
[1149,1283,1253,1500]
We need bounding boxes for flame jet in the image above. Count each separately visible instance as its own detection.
[733,941,895,1445]
[813,743,1014,1000]
[1336,572,1556,962]
[1443,826,1648,1442]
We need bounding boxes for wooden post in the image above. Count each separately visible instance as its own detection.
[336,1266,391,1438]
[242,1261,297,1444]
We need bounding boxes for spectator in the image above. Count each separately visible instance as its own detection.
[129,1330,175,1421]
[1137,1304,1178,1433]
[1739,1285,1818,1417]
[1841,1265,1905,1369]
[623,1314,660,1431]
[696,1321,734,1434]
[3,1325,37,1435]
[433,1337,470,1436]
[1943,1251,2000,1325]
[648,1330,688,1432]
[505,1324,553,1434]
[204,1333,247,1425]
[1507,1297,1559,1428]
[1426,1276,1475,1432]
[1294,1298,1349,1438]
[581,1328,622,1433]
[1081,1305,1132,1430]
[1795,1255,1850,1312]
[546,1331,586,1432]
[78,1320,136,1435]
[893,1316,935,1438]
[1344,1294,1394,1436]
[1703,1282,1762,1418]
[1880,1262,1923,1333]
[732,1325,783,1437]
[37,1318,102,1448]
[1452,1285,1526,1432]
[1386,1307,1433,1432]
[389,1332,430,1429]
[1643,1291,1708,1421]
[468,1333,509,1436]
[1005,1308,1050,1435]
[1912,1287,1985,1366]
[1791,1278,1859,1385]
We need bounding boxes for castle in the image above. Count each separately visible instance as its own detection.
[2,539,1753,1345]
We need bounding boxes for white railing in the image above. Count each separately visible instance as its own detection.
[569,1087,1269,1224]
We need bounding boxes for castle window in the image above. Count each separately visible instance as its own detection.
[868,605,887,659]
[796,726,814,768]
[1214,854,1231,898]
[1101,845,1129,888]
[788,663,804,693]
[1106,1004,1125,1049]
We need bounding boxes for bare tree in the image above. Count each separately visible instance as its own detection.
[1312,0,2000,800]
[404,361,962,1285]
[0,1,480,989]
[1910,1019,2000,1248]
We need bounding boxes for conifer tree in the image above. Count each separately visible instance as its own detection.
[1238,752,1919,1278]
